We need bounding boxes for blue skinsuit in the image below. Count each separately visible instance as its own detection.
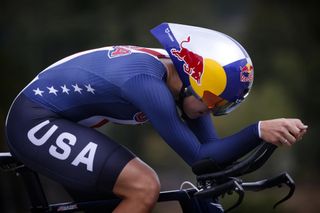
[22,46,261,166]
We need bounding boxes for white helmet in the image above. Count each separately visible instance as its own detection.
[151,23,254,115]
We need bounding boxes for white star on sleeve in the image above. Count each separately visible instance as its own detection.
[61,85,70,94]
[33,88,44,96]
[47,86,59,96]
[84,84,95,94]
[72,84,83,94]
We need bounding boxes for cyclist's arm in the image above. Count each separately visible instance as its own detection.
[184,114,218,144]
[183,114,219,143]
[183,113,263,164]
[122,74,262,166]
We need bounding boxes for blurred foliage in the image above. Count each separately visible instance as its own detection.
[0,0,319,212]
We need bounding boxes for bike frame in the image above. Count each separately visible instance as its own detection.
[0,142,295,213]
[0,152,209,213]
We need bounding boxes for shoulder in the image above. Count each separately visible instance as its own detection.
[111,47,168,83]
[121,73,178,115]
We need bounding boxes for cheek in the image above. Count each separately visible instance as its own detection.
[187,97,207,111]
[182,97,196,112]
[182,96,207,118]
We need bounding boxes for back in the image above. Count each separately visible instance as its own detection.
[22,46,168,125]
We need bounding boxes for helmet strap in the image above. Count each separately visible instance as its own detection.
[176,86,193,119]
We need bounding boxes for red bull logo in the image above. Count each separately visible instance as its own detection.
[240,63,253,82]
[170,36,204,85]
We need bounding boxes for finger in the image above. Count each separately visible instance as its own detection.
[279,138,291,146]
[288,119,308,137]
[287,125,301,139]
[298,124,308,131]
[277,124,296,144]
[297,135,303,141]
[293,119,308,130]
[297,129,307,141]
[280,139,291,147]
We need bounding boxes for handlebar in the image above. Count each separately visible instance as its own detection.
[242,172,295,209]
[191,142,295,212]
[194,172,295,212]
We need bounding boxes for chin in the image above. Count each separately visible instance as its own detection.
[186,113,200,119]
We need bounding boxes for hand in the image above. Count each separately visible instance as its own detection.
[260,118,308,147]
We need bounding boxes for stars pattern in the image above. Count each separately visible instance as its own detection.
[61,85,70,94]
[32,83,96,97]
[85,84,95,94]
[72,84,83,94]
[47,86,59,96]
[33,88,44,96]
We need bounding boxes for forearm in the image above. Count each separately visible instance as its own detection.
[195,123,262,165]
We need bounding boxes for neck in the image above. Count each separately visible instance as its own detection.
[160,58,183,99]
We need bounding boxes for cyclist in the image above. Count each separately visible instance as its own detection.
[5,23,307,213]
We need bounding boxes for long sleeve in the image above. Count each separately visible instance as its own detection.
[184,114,219,144]
[122,74,262,166]
[184,114,263,164]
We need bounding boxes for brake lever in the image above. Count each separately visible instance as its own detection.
[273,173,295,209]
[224,181,244,213]
[194,179,245,213]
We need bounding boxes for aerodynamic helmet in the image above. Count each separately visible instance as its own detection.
[151,23,254,116]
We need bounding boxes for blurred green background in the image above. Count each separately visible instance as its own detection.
[1,0,319,212]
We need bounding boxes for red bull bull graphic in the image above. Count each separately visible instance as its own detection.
[170,36,204,85]
[240,63,253,82]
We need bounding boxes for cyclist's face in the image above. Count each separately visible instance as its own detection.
[183,96,210,119]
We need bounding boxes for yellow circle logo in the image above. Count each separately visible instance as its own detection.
[190,58,227,98]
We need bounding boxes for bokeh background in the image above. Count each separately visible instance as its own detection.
[1,0,319,212]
